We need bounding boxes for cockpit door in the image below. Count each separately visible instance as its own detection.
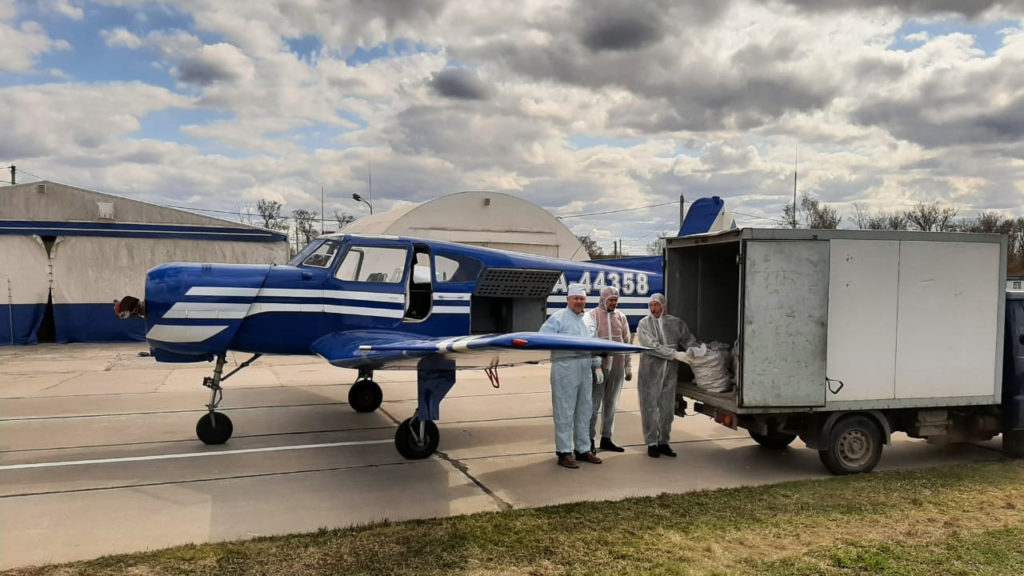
[327,243,409,330]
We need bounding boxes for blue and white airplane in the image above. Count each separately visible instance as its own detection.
[117,234,657,459]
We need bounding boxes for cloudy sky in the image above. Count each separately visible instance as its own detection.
[2,0,1023,253]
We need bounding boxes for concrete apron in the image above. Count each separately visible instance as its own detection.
[0,343,1004,569]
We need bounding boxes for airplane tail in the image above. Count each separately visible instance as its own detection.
[678,196,736,236]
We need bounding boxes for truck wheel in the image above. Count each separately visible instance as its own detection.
[749,429,797,449]
[1004,430,1024,458]
[819,414,882,475]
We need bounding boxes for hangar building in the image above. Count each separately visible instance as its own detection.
[0,181,289,344]
[341,191,589,261]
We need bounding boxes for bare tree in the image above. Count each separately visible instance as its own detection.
[804,195,841,229]
[238,204,257,226]
[1009,217,1024,276]
[851,203,906,230]
[781,203,798,229]
[884,212,909,231]
[782,194,841,229]
[334,209,355,230]
[292,209,320,246]
[905,201,958,232]
[256,199,287,230]
[576,235,603,259]
[645,233,671,255]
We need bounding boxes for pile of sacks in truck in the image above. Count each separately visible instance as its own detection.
[674,341,737,393]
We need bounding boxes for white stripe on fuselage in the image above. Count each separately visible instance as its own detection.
[186,287,260,297]
[163,302,250,319]
[146,324,228,343]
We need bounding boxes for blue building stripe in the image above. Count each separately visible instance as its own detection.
[0,220,286,243]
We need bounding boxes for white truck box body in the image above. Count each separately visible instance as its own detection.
[665,229,1006,413]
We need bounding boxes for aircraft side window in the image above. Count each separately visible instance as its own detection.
[434,253,482,283]
[336,246,408,283]
[301,241,339,268]
[335,248,362,281]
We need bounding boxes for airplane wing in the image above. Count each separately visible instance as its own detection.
[311,330,646,370]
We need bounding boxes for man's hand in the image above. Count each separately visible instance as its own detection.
[625,366,632,381]
[673,350,693,364]
[594,368,604,386]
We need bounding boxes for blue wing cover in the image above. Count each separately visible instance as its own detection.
[312,330,646,370]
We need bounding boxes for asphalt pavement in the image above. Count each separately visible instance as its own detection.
[0,343,1007,570]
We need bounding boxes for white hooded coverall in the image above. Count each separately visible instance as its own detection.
[584,286,631,444]
[635,302,697,447]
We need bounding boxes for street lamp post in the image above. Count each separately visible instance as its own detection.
[352,193,373,214]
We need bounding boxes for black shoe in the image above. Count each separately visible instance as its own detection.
[647,445,660,458]
[658,444,677,457]
[600,437,625,452]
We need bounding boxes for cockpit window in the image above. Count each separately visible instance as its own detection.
[300,241,339,268]
[335,246,409,283]
[434,252,483,283]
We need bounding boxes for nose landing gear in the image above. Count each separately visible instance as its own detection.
[194,352,261,445]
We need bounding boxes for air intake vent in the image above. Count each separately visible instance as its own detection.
[35,184,46,194]
[474,268,562,298]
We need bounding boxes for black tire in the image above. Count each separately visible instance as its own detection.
[749,429,797,450]
[818,414,882,475]
[1004,430,1024,458]
[348,380,383,413]
[394,417,439,459]
[196,412,233,445]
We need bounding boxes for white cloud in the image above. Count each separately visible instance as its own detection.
[102,27,142,48]
[0,19,69,72]
[0,82,192,157]
[40,0,83,20]
[4,0,1024,252]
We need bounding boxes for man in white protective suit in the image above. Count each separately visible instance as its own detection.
[584,286,632,453]
[539,283,604,469]
[635,293,697,458]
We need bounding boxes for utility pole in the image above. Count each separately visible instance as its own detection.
[321,186,325,234]
[9,165,14,185]
[679,193,685,230]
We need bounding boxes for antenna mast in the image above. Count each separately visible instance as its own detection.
[792,148,798,229]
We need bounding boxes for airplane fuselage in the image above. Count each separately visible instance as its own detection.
[143,234,661,362]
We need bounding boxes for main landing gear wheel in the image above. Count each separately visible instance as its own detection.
[749,429,798,450]
[349,380,383,413]
[196,412,233,445]
[395,417,439,459]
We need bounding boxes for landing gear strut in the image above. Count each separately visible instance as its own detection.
[392,357,455,459]
[195,352,261,445]
[348,368,383,413]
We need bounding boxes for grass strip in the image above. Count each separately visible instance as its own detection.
[5,460,1022,576]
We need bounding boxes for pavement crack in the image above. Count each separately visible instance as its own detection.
[435,450,513,511]
[375,406,512,510]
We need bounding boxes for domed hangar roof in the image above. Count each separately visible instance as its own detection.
[342,191,588,261]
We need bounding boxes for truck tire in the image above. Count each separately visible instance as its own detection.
[819,414,883,475]
[1004,430,1024,458]
[749,429,797,450]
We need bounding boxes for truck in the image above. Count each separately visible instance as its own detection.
[665,228,1024,474]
